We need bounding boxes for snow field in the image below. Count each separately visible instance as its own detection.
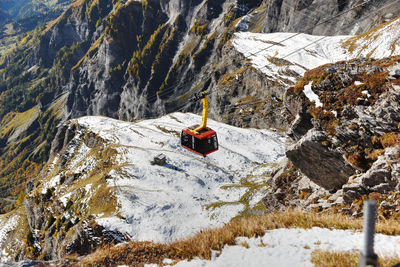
[69,113,286,242]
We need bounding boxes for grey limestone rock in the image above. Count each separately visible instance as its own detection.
[286,129,355,191]
[359,147,400,190]
[248,0,400,36]
[342,183,367,204]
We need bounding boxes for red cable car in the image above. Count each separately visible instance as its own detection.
[181,91,218,156]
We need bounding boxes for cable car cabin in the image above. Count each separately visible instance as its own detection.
[181,124,218,157]
[181,90,218,156]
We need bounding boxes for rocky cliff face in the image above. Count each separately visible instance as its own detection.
[65,0,267,122]
[249,0,400,35]
[264,56,400,217]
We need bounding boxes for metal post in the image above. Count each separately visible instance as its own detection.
[358,200,378,267]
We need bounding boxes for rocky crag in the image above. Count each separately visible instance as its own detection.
[264,56,400,218]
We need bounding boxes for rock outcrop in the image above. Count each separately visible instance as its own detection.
[19,120,127,260]
[286,129,355,191]
[265,56,400,216]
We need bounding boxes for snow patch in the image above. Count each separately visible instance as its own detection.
[59,192,72,206]
[361,90,371,98]
[166,227,400,267]
[303,82,322,108]
[236,14,251,31]
[41,175,60,194]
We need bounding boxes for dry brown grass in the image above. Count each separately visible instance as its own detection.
[78,210,400,266]
[311,250,400,267]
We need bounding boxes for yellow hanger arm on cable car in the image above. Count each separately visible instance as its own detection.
[192,95,208,134]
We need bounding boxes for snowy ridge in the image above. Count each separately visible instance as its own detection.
[343,17,400,59]
[232,16,400,84]
[53,113,286,242]
[232,32,349,84]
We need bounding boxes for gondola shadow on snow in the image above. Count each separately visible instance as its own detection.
[163,163,186,172]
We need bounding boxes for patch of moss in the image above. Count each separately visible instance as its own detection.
[380,132,400,149]
[308,105,337,136]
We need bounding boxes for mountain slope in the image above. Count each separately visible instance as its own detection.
[0,113,285,260]
[0,0,72,45]
[0,0,397,212]
[0,0,71,19]
[76,113,285,242]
